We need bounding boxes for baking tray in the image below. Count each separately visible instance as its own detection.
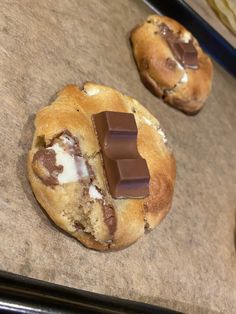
[144,0,236,77]
[0,271,181,313]
[2,0,233,313]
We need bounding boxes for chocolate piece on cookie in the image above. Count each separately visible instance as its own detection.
[93,111,150,199]
[130,15,213,114]
[28,83,176,251]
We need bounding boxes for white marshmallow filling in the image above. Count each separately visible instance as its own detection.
[83,86,101,96]
[157,128,167,143]
[143,117,152,126]
[47,143,89,184]
[176,61,188,83]
[89,185,103,199]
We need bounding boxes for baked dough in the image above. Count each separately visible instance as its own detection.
[130,15,213,114]
[28,83,176,251]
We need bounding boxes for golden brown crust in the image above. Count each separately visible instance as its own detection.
[130,15,213,114]
[28,83,176,251]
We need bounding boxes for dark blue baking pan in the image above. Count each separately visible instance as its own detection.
[0,271,181,314]
[145,0,236,77]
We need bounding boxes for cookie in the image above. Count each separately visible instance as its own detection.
[130,15,213,114]
[28,83,176,251]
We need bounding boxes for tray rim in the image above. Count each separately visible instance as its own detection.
[0,270,181,314]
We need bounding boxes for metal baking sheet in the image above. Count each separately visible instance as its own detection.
[0,271,181,314]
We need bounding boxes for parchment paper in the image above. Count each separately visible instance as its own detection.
[0,1,235,313]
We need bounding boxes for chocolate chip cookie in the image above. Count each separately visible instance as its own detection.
[28,83,176,251]
[130,15,213,114]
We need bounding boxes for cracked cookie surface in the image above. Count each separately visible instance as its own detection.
[130,15,213,114]
[28,83,176,251]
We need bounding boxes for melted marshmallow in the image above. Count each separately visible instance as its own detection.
[176,61,188,83]
[157,128,167,143]
[61,134,75,146]
[76,156,89,178]
[143,117,152,126]
[182,32,191,43]
[89,185,103,199]
[48,143,88,184]
[180,71,188,83]
[84,87,100,96]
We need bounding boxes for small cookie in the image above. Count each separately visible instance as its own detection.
[28,83,176,251]
[130,15,213,114]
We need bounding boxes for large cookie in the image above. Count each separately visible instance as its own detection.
[130,15,213,114]
[28,83,176,251]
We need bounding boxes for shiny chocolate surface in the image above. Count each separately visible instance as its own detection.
[93,111,150,198]
[159,23,199,69]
